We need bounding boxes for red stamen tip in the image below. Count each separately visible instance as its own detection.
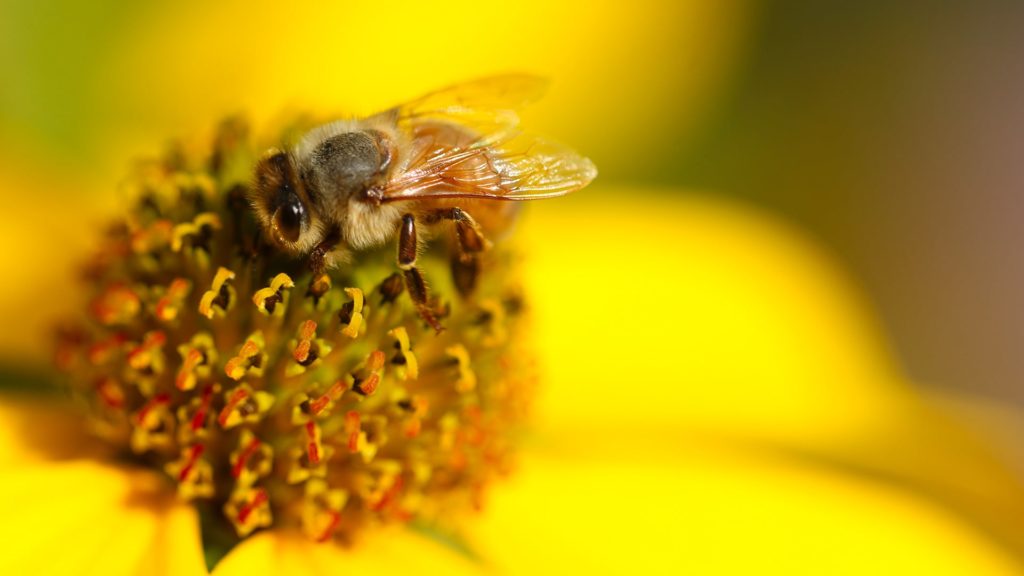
[238,489,268,524]
[231,436,263,479]
[218,388,250,427]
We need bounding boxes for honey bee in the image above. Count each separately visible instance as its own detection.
[249,74,597,331]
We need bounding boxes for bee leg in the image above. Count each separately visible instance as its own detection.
[425,207,490,297]
[398,214,445,333]
[308,227,341,277]
[425,207,491,254]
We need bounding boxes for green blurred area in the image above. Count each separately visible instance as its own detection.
[0,1,149,165]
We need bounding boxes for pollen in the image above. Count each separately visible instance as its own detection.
[54,117,536,545]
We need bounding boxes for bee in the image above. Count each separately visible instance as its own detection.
[249,74,597,331]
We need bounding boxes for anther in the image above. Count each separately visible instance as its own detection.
[225,487,272,537]
[155,278,193,322]
[198,267,236,319]
[176,383,220,443]
[130,219,173,254]
[289,321,331,375]
[387,327,418,380]
[172,212,222,252]
[445,345,477,392]
[475,298,508,347]
[286,424,334,484]
[95,377,125,409]
[87,333,126,366]
[345,410,361,454]
[252,272,294,316]
[218,384,275,429]
[131,392,174,453]
[349,350,385,396]
[307,380,347,418]
[224,332,266,380]
[230,429,273,487]
[165,443,215,500]
[91,283,141,325]
[301,479,349,542]
[338,288,364,338]
[176,333,216,391]
[304,421,323,465]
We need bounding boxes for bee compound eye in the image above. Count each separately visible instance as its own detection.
[273,196,305,244]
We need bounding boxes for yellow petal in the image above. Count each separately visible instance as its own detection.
[149,503,207,576]
[471,450,1021,575]
[0,459,205,576]
[520,189,898,442]
[213,528,480,576]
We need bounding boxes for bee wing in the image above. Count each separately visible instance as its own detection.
[389,74,549,139]
[375,74,595,203]
[379,129,597,202]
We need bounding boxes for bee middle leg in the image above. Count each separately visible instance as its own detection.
[424,207,490,296]
[398,214,445,333]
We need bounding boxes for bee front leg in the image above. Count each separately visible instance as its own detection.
[425,207,490,297]
[398,214,445,333]
[309,227,341,277]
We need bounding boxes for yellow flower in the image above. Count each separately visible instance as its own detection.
[4,3,1024,574]
[5,181,1024,575]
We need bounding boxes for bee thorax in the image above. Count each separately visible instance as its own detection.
[299,130,385,209]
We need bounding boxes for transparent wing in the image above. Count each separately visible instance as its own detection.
[377,74,549,146]
[380,125,597,202]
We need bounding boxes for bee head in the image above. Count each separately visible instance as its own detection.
[250,149,315,251]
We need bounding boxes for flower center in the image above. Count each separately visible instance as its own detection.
[54,119,535,543]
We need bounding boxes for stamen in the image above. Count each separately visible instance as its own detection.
[175,333,216,391]
[130,219,173,254]
[198,267,236,319]
[445,345,477,392]
[91,283,141,325]
[345,410,361,453]
[95,377,125,409]
[387,327,419,380]
[130,392,174,453]
[301,479,348,542]
[218,384,275,429]
[230,429,273,487]
[176,383,219,444]
[338,288,364,338]
[155,278,193,322]
[165,443,215,500]
[349,350,385,396]
[87,333,126,366]
[475,298,508,347]
[252,272,295,316]
[286,425,334,484]
[292,320,317,364]
[224,332,266,380]
[225,487,272,537]
[304,421,323,465]
[171,212,222,252]
[307,380,347,418]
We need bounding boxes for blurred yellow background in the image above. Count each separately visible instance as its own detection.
[4,1,1024,574]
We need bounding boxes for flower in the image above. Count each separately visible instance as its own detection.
[28,117,539,570]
